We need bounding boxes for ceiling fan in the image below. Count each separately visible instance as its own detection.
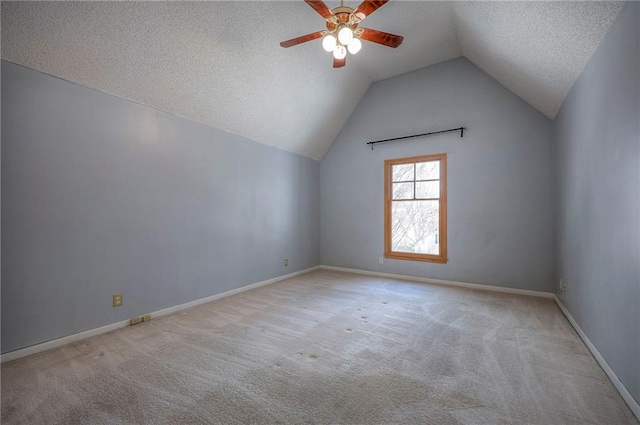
[280,0,404,68]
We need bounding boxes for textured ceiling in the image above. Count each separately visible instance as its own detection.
[453,1,624,121]
[1,1,623,160]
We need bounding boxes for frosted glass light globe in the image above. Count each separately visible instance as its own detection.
[322,34,337,52]
[333,44,347,60]
[347,38,362,54]
[338,27,353,45]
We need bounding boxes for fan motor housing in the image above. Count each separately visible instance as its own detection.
[326,8,358,31]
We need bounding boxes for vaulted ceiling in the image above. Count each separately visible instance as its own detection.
[1,1,623,160]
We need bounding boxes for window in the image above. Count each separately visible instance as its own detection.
[384,153,447,263]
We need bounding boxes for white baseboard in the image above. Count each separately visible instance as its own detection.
[553,295,640,420]
[320,265,555,299]
[0,266,320,364]
[147,266,319,321]
[1,317,134,365]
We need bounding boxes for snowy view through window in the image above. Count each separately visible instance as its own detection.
[391,161,440,255]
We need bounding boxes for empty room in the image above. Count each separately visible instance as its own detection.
[1,1,638,424]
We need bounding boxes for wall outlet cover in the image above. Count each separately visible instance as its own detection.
[113,293,123,307]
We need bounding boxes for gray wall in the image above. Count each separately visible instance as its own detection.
[553,1,639,404]
[1,61,320,353]
[321,57,555,292]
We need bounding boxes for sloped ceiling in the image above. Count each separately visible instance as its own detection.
[1,1,623,160]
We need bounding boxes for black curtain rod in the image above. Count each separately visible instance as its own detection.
[366,126,466,150]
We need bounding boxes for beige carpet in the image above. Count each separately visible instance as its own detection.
[1,270,637,424]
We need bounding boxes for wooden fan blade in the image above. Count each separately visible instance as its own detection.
[333,56,346,68]
[280,31,324,48]
[358,28,404,48]
[304,0,335,19]
[353,0,389,20]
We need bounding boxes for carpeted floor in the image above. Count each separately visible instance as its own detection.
[1,270,637,424]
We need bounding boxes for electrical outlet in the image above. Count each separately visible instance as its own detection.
[284,259,288,267]
[562,283,568,294]
[142,314,151,322]
[113,293,123,307]
[378,256,384,265]
[130,316,142,325]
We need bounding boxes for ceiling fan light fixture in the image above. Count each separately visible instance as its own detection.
[333,44,347,60]
[279,0,403,68]
[322,34,337,52]
[338,26,353,45]
[347,38,362,55]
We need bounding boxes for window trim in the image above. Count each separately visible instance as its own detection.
[384,153,448,263]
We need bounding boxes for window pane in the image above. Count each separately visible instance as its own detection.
[392,164,414,182]
[416,161,439,180]
[392,182,414,200]
[391,200,440,255]
[416,181,440,199]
